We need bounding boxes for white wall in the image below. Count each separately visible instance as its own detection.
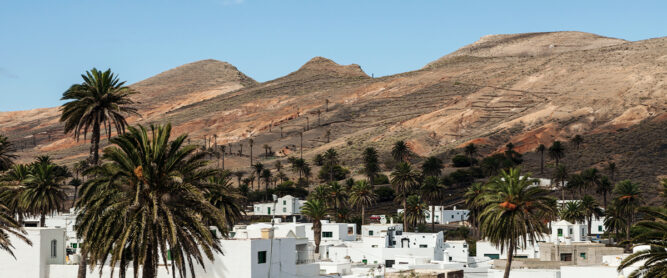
[476,240,540,260]
[488,269,560,278]
[0,227,66,278]
[253,195,304,216]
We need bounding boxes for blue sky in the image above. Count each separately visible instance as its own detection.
[1,0,665,111]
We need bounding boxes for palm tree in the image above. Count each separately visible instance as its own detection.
[464,143,477,165]
[206,174,245,227]
[75,123,227,278]
[548,141,565,167]
[0,135,16,171]
[596,176,613,208]
[327,182,347,220]
[403,195,427,232]
[349,180,377,226]
[261,169,272,192]
[581,168,602,197]
[571,135,583,151]
[536,144,546,174]
[464,182,485,239]
[323,148,339,182]
[233,171,245,187]
[420,176,444,232]
[613,180,643,240]
[604,204,626,243]
[301,199,327,253]
[391,162,419,231]
[219,145,226,170]
[392,140,410,163]
[618,206,667,277]
[560,201,586,224]
[311,184,330,203]
[478,168,554,278]
[0,204,31,258]
[21,159,67,227]
[0,164,31,223]
[362,147,380,185]
[60,68,138,165]
[553,164,569,204]
[580,195,604,239]
[606,162,617,182]
[253,162,264,191]
[421,156,443,178]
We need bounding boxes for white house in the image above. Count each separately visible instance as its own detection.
[0,227,66,278]
[253,195,306,216]
[423,206,470,224]
[550,220,588,243]
[361,223,403,237]
[476,239,541,260]
[303,220,356,243]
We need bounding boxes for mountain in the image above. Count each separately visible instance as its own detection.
[1,31,666,200]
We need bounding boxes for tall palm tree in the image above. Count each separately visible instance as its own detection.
[464,143,477,165]
[571,135,583,151]
[536,144,546,174]
[478,168,554,278]
[606,162,617,182]
[0,164,31,223]
[323,148,339,182]
[596,176,613,208]
[21,159,67,227]
[261,169,272,192]
[464,182,485,239]
[362,147,380,185]
[618,206,667,277]
[391,162,419,231]
[75,123,227,278]
[548,141,565,167]
[0,204,31,258]
[553,164,569,205]
[205,174,245,227]
[327,182,347,220]
[604,204,627,243]
[403,195,427,232]
[301,199,327,253]
[421,156,443,178]
[253,162,264,191]
[580,195,604,238]
[233,171,245,187]
[613,180,643,240]
[392,141,410,163]
[349,180,377,226]
[420,176,444,232]
[0,135,16,171]
[219,145,226,170]
[581,168,602,197]
[248,138,254,167]
[60,68,138,165]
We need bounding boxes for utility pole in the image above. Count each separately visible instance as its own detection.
[299,131,303,159]
[306,117,309,130]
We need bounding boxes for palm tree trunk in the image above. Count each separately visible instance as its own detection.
[361,205,365,226]
[603,192,607,208]
[40,214,46,227]
[503,241,515,278]
[587,216,592,239]
[540,152,544,174]
[143,244,155,278]
[91,120,101,165]
[77,245,88,278]
[403,198,408,232]
[314,224,321,254]
[221,153,225,170]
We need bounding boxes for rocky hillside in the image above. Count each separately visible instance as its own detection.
[1,31,665,195]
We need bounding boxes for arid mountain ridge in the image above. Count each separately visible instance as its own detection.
[1,31,666,196]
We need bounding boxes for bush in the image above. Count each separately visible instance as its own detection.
[274,182,308,198]
[448,169,475,186]
[373,174,390,185]
[452,155,472,167]
[374,186,395,202]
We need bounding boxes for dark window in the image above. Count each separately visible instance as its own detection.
[395,231,402,235]
[560,253,573,261]
[580,253,586,259]
[322,231,333,238]
[283,200,287,205]
[598,225,603,232]
[484,254,500,259]
[369,230,374,236]
[347,227,354,235]
[385,260,395,268]
[557,229,563,236]
[50,240,57,258]
[419,244,428,248]
[258,251,267,264]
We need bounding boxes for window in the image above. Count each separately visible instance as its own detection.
[598,225,603,232]
[283,207,286,213]
[449,256,453,261]
[50,240,57,258]
[283,200,287,205]
[267,207,271,215]
[419,244,428,248]
[395,231,402,235]
[484,254,500,259]
[369,230,374,236]
[580,253,586,259]
[560,253,573,261]
[569,228,573,234]
[258,251,267,264]
[71,243,77,249]
[371,245,378,248]
[557,229,563,236]
[347,227,354,235]
[451,215,454,219]
[322,231,333,238]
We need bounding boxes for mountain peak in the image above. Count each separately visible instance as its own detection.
[293,56,369,78]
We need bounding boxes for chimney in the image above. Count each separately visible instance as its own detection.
[261,228,274,239]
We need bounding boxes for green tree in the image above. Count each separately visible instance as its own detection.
[604,204,627,243]
[420,176,444,232]
[464,143,478,165]
[553,164,569,205]
[301,199,327,253]
[403,195,427,232]
[596,176,613,208]
[618,206,667,277]
[75,124,227,278]
[581,168,602,197]
[571,135,583,151]
[349,180,377,226]
[60,68,138,165]
[362,147,380,185]
[613,180,643,240]
[0,164,31,223]
[327,182,347,221]
[391,162,419,232]
[421,156,444,178]
[478,168,554,278]
[548,141,565,167]
[464,182,485,239]
[606,162,617,182]
[536,144,546,174]
[21,159,67,227]
[560,201,586,224]
[0,204,31,258]
[580,195,604,238]
[206,174,245,227]
[392,140,410,163]
[253,162,264,191]
[323,148,340,182]
[0,135,16,171]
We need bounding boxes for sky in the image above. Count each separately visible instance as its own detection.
[0,0,665,111]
